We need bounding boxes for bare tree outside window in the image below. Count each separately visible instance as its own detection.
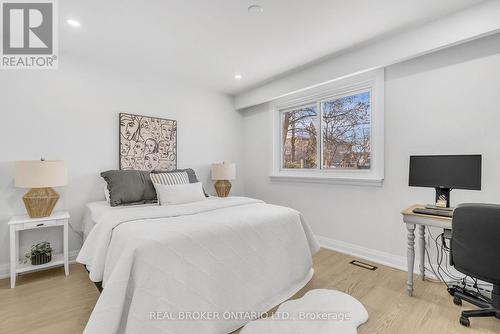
[322,92,371,169]
[280,91,371,171]
[282,105,317,169]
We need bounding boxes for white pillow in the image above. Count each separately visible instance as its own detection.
[155,182,206,205]
[104,184,110,203]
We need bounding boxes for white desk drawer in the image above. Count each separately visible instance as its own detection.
[22,220,59,230]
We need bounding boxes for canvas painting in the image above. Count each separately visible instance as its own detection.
[119,113,177,171]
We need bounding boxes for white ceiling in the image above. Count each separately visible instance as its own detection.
[60,0,485,94]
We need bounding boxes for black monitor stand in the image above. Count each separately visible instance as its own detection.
[435,187,451,208]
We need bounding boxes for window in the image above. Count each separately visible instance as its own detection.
[321,91,371,169]
[272,70,384,185]
[281,105,318,169]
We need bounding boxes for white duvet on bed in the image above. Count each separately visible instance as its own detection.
[81,201,157,241]
[77,196,319,334]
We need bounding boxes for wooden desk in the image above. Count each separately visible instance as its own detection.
[401,204,452,296]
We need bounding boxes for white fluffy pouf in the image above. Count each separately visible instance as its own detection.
[240,289,368,334]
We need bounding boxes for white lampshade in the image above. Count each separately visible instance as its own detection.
[15,160,67,188]
[211,162,236,180]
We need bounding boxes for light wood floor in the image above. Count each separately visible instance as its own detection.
[1,248,499,333]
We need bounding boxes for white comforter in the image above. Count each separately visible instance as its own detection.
[77,197,319,334]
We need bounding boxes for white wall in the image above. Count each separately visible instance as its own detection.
[240,33,500,270]
[0,56,244,275]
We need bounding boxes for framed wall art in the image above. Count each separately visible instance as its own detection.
[119,113,177,171]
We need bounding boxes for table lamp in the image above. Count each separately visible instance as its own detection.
[211,162,236,197]
[15,159,67,218]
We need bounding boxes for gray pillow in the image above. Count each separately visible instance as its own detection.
[101,170,157,207]
[151,168,208,197]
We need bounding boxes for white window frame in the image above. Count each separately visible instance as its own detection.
[270,69,384,186]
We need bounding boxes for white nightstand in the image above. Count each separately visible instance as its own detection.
[9,211,70,288]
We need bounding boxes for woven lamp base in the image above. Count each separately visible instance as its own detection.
[214,180,232,197]
[23,187,60,218]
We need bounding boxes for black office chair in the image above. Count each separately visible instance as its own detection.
[449,203,500,327]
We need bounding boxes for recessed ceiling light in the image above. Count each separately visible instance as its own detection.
[234,73,242,80]
[248,4,263,14]
[66,19,81,27]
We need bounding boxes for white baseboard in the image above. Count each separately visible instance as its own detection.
[0,249,80,280]
[317,235,437,279]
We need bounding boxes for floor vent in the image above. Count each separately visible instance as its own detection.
[349,260,378,271]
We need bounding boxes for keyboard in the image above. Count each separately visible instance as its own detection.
[424,204,454,211]
[412,207,454,217]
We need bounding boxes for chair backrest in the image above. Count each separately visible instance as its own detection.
[451,203,500,285]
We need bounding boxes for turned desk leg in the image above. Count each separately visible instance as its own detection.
[406,223,416,296]
[418,225,425,281]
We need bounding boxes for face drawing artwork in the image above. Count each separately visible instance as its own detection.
[121,140,131,155]
[158,140,169,159]
[158,159,175,171]
[161,122,175,140]
[121,156,133,169]
[120,115,140,141]
[144,153,160,170]
[133,141,145,157]
[145,138,157,154]
[134,157,145,170]
[120,114,177,171]
[140,118,153,140]
[150,119,162,140]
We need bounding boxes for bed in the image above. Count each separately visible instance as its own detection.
[82,201,157,241]
[77,196,319,334]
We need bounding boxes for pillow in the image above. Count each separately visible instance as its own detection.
[155,182,206,205]
[104,184,110,203]
[150,171,190,185]
[151,168,209,197]
[101,170,157,207]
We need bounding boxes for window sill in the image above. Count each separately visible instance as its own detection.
[269,173,384,187]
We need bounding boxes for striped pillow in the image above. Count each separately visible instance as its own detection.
[150,171,190,185]
[151,168,209,198]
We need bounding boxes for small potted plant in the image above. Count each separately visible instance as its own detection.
[25,241,52,265]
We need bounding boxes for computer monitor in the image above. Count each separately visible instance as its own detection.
[408,155,481,207]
